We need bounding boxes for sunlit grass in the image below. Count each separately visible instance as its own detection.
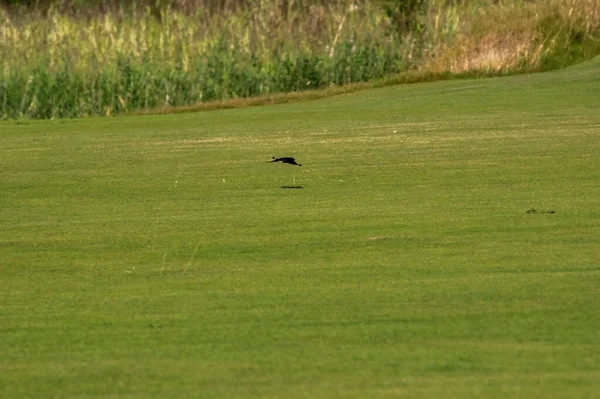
[1,56,599,398]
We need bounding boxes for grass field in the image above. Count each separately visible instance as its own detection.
[1,57,600,398]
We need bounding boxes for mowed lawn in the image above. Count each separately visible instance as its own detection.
[1,58,600,399]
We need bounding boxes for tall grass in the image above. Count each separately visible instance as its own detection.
[1,1,417,119]
[426,0,600,74]
[1,0,599,119]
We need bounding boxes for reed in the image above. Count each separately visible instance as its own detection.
[425,0,600,74]
[1,0,599,119]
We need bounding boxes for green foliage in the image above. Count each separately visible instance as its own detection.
[1,0,600,119]
[536,11,600,71]
[377,0,429,32]
[0,43,413,119]
[0,1,424,119]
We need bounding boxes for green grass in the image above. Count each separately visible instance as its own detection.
[1,57,600,398]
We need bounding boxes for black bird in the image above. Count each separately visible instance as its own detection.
[269,156,301,166]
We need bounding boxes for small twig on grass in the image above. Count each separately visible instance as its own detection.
[182,244,199,273]
[160,252,167,274]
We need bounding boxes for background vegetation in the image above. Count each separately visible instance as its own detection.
[1,0,600,119]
